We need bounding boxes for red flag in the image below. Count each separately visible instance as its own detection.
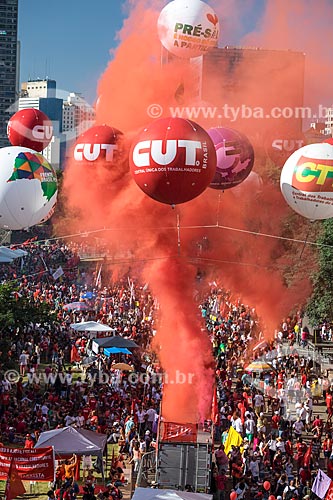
[5,458,26,500]
[70,345,81,363]
[303,444,312,468]
[326,482,333,500]
[211,385,219,423]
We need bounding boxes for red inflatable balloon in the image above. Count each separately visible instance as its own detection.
[323,138,333,145]
[73,124,123,167]
[263,481,271,491]
[268,496,276,500]
[264,128,306,167]
[230,492,237,500]
[7,108,53,152]
[129,117,217,205]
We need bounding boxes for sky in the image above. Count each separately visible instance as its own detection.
[18,0,127,103]
[18,0,265,104]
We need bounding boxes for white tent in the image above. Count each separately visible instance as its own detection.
[0,246,28,263]
[132,488,212,500]
[70,321,112,333]
[35,426,108,477]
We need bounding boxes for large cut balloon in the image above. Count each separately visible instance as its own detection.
[129,117,217,205]
[265,129,306,167]
[73,124,123,166]
[0,146,58,230]
[7,109,53,152]
[280,142,333,220]
[208,127,254,190]
[158,0,219,59]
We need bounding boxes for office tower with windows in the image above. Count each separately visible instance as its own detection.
[0,0,18,147]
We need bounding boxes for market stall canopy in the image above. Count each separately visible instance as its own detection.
[35,426,107,457]
[104,347,132,356]
[0,246,28,263]
[92,336,139,353]
[132,488,212,500]
[71,321,112,332]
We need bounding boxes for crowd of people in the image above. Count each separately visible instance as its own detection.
[201,287,332,500]
[0,239,332,500]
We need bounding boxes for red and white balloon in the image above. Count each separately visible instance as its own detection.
[73,125,123,166]
[129,117,217,205]
[7,108,53,152]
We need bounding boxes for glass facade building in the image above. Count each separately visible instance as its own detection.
[0,0,18,148]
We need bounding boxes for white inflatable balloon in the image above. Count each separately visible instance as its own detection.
[158,0,219,59]
[280,142,333,220]
[0,146,58,230]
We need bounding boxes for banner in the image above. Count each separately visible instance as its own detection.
[159,422,198,443]
[311,469,332,500]
[52,266,64,281]
[0,447,54,481]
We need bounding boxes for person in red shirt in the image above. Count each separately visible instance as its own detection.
[323,433,333,467]
[327,392,333,423]
[24,434,34,449]
[271,411,280,430]
[296,438,307,472]
[285,438,293,458]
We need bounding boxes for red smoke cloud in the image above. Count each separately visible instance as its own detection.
[62,0,328,423]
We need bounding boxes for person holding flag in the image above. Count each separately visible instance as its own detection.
[4,458,26,500]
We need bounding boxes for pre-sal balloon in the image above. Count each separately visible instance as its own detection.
[73,124,123,166]
[208,127,254,190]
[129,117,217,205]
[0,146,58,230]
[158,0,219,59]
[7,108,53,152]
[280,142,333,220]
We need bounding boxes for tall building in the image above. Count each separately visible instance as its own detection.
[0,0,19,148]
[325,108,333,136]
[62,92,95,135]
[18,80,95,169]
[21,78,56,99]
[19,79,64,168]
[199,47,305,140]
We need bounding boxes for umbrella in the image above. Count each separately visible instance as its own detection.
[111,363,134,371]
[81,355,98,365]
[253,340,268,351]
[81,291,96,299]
[245,360,274,372]
[63,302,89,312]
[104,347,132,356]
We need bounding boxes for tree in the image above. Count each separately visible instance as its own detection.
[306,219,333,326]
[0,282,56,368]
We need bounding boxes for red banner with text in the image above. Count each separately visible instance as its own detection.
[159,422,198,443]
[0,447,55,481]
